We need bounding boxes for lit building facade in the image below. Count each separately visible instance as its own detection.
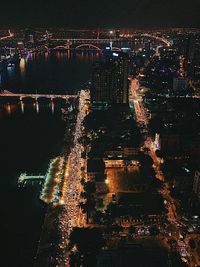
[91,52,129,108]
[193,171,200,199]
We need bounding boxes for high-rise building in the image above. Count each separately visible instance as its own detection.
[193,171,200,199]
[173,77,188,91]
[185,35,196,61]
[91,61,116,106]
[91,52,129,108]
[144,40,151,52]
[24,29,36,44]
[17,41,25,50]
[109,52,129,104]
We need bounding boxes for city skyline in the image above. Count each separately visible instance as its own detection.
[1,4,200,266]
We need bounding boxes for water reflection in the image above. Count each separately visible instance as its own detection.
[35,99,39,114]
[19,100,24,114]
[19,58,26,72]
[0,101,63,116]
[44,52,49,61]
[0,51,101,94]
[7,103,11,114]
[51,101,55,114]
[19,58,26,81]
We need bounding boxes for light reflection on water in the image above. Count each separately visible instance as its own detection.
[19,58,26,73]
[0,101,62,117]
[1,51,101,94]
[0,51,96,266]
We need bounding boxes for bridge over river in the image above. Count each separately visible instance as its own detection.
[0,90,78,100]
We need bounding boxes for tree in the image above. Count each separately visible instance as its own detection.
[80,178,86,186]
[93,210,104,224]
[106,202,118,221]
[129,226,136,235]
[155,149,163,158]
[84,181,96,194]
[189,239,196,249]
[79,198,96,223]
[69,227,106,266]
[143,147,150,154]
[149,225,160,236]
[69,252,80,267]
[80,191,89,199]
[138,152,153,167]
[170,252,188,267]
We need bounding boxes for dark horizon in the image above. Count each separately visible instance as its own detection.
[1,26,200,31]
[1,0,200,28]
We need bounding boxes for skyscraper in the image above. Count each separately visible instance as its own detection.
[185,35,196,61]
[91,52,129,108]
[173,77,188,91]
[193,171,200,199]
[91,61,116,106]
[24,29,36,45]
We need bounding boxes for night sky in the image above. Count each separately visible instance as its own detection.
[1,0,200,28]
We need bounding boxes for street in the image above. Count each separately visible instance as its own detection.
[57,90,89,266]
[130,78,200,267]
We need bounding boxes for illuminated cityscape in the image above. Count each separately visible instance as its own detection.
[1,1,200,267]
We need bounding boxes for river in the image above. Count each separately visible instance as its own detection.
[0,51,100,267]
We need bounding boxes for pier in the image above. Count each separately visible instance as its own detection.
[18,173,45,187]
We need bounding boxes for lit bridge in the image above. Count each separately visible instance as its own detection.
[41,39,121,51]
[51,38,123,42]
[0,90,78,100]
[3,34,172,53]
[43,34,172,51]
[51,35,171,46]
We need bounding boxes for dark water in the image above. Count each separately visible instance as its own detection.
[0,51,100,93]
[0,51,100,267]
[0,105,66,266]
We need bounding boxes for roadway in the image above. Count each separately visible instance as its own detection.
[34,90,89,266]
[130,78,200,267]
[56,90,89,266]
[129,78,148,130]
